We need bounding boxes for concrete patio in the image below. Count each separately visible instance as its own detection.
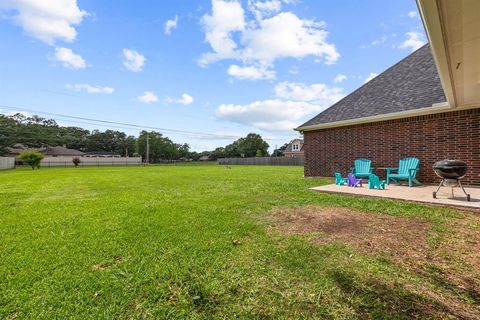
[311,183,480,210]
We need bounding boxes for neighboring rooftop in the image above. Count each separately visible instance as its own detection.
[44,146,84,156]
[6,144,84,156]
[298,44,446,129]
[285,139,304,153]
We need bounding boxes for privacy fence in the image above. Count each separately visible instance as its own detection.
[0,157,15,170]
[218,156,304,166]
[16,156,142,168]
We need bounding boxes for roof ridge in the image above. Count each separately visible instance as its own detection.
[297,43,445,129]
[333,43,431,107]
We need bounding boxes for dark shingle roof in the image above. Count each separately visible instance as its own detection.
[44,146,84,156]
[299,44,446,128]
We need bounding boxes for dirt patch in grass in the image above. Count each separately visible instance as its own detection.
[268,205,480,319]
[269,205,429,261]
[91,255,124,271]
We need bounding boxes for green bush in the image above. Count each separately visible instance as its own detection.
[18,150,44,170]
[72,157,81,167]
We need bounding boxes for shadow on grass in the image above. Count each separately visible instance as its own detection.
[421,263,480,305]
[329,266,480,320]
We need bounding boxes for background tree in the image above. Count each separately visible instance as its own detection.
[224,140,240,157]
[137,131,180,162]
[61,127,90,151]
[272,143,289,157]
[237,133,269,157]
[208,148,225,160]
[0,115,18,154]
[18,150,44,170]
[177,143,190,159]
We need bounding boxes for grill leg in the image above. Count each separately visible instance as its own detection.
[433,179,444,199]
[457,180,471,201]
[435,180,444,193]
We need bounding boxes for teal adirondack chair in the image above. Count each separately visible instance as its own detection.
[368,174,386,190]
[386,157,421,187]
[334,172,347,185]
[351,158,373,178]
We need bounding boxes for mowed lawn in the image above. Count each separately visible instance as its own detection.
[0,165,479,319]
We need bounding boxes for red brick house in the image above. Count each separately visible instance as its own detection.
[296,0,480,185]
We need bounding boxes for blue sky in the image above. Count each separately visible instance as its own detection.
[0,0,426,151]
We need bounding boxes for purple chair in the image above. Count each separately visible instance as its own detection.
[347,173,363,187]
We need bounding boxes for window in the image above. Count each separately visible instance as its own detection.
[292,144,299,151]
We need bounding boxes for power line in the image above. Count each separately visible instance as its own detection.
[0,104,242,139]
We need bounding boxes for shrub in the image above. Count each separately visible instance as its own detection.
[18,150,44,170]
[72,157,81,167]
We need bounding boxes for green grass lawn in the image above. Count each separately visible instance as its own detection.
[0,165,478,319]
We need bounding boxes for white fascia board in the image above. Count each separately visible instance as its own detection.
[296,103,453,132]
[416,0,457,107]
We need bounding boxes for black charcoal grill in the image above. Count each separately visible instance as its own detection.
[432,159,470,201]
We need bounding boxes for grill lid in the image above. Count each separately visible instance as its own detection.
[433,159,468,179]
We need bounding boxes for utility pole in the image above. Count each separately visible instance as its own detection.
[146,133,150,165]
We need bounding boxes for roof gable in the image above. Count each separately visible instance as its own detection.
[298,44,446,129]
[285,139,304,152]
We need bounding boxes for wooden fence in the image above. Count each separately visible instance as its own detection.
[218,156,304,166]
[16,156,143,168]
[0,157,15,170]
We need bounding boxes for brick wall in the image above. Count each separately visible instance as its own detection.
[303,108,480,185]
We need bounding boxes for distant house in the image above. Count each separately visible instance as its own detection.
[84,151,121,158]
[43,146,84,157]
[198,155,210,161]
[283,139,304,158]
[5,144,84,157]
[4,144,30,157]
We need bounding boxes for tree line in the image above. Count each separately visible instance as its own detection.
[0,113,280,162]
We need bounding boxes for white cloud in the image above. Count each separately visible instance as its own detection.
[164,15,178,35]
[274,81,344,105]
[242,12,338,64]
[289,66,299,74]
[53,47,86,69]
[370,35,387,46]
[200,0,246,63]
[0,110,32,118]
[200,0,339,80]
[361,35,388,48]
[216,99,323,131]
[166,93,194,105]
[195,130,245,140]
[137,91,158,103]
[216,81,344,132]
[0,0,88,45]
[407,11,418,18]
[364,72,378,83]
[65,83,114,94]
[248,0,282,20]
[227,64,275,80]
[399,31,426,52]
[334,74,347,83]
[122,49,146,72]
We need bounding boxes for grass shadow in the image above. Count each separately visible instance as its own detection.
[329,268,450,319]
